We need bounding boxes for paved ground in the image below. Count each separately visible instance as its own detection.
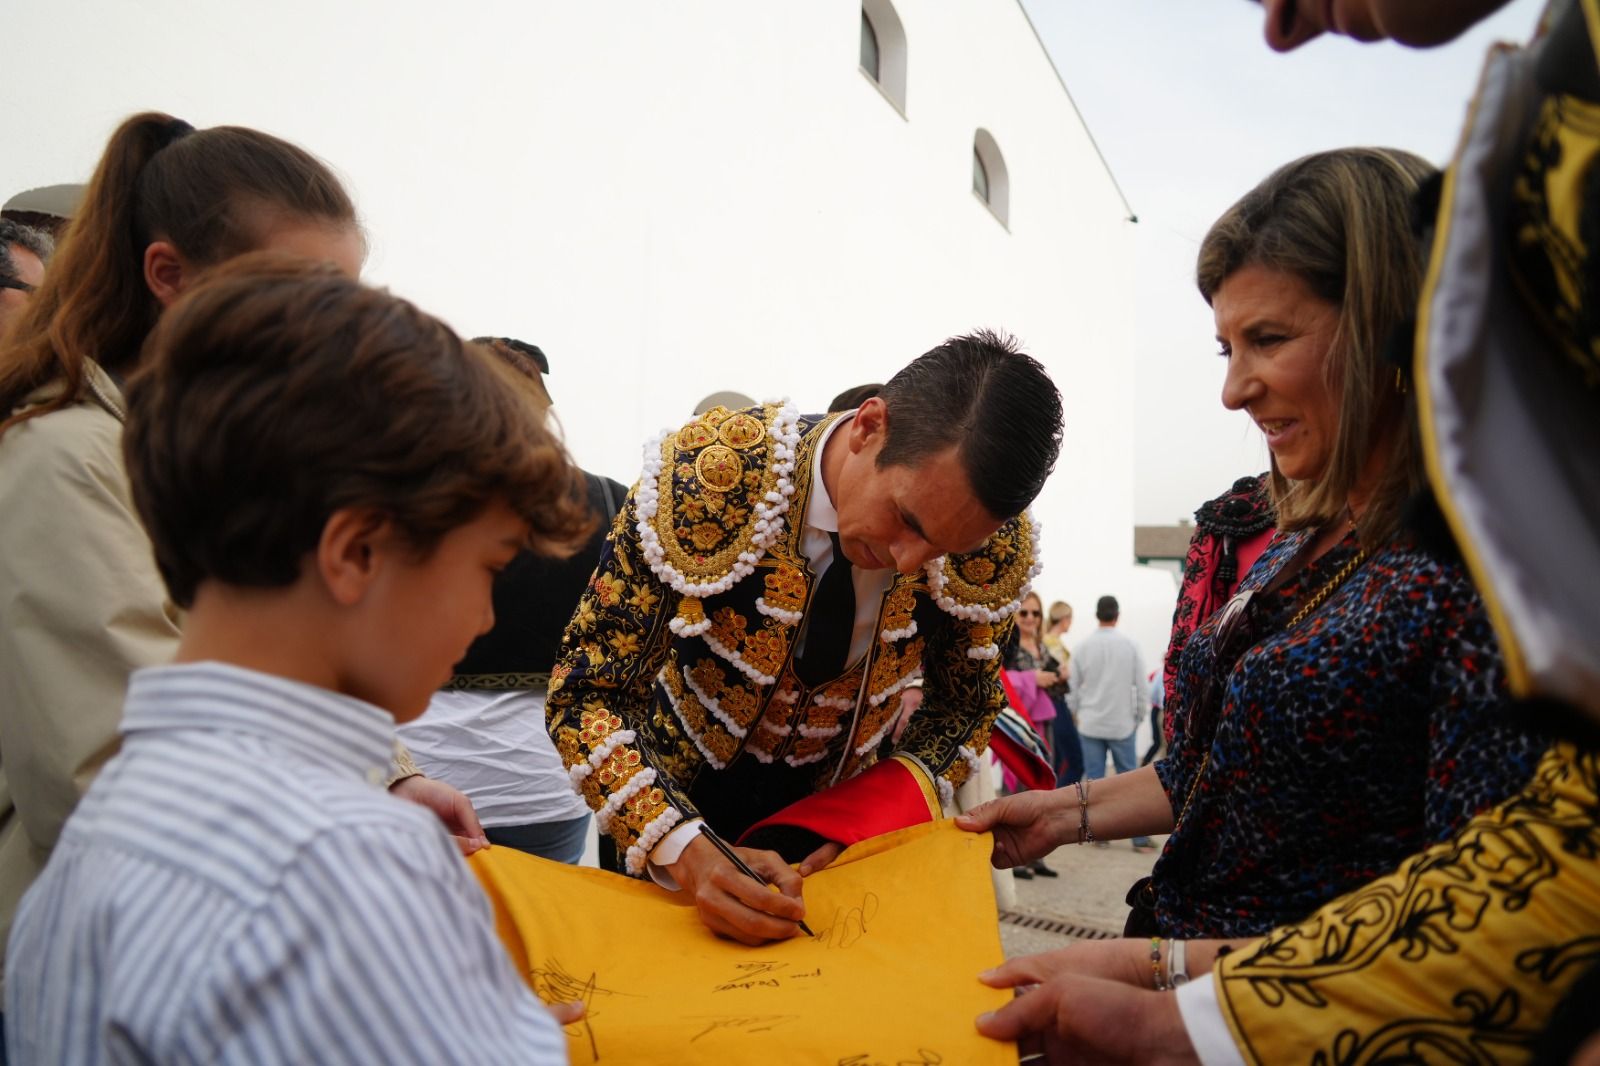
[995,835,1164,958]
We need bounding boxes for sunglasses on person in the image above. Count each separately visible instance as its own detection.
[1017,609,1041,618]
[0,275,36,294]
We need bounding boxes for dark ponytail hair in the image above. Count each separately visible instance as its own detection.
[0,111,357,436]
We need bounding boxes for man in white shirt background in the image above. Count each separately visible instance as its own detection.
[1067,595,1155,852]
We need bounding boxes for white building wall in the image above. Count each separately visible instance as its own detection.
[5,1,1170,665]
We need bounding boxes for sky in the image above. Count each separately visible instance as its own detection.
[1018,0,1546,524]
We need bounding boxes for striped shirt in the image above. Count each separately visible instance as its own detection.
[5,662,568,1065]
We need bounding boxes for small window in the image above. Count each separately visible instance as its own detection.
[860,12,880,82]
[972,128,1009,228]
[859,0,907,114]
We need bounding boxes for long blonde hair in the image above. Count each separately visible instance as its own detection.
[1196,148,1436,545]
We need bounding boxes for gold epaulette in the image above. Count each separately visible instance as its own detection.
[924,510,1043,659]
[633,402,804,637]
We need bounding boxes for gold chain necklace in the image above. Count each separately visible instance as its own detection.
[1173,540,1369,831]
[1286,547,1369,629]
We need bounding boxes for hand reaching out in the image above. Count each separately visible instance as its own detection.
[976,972,1199,1065]
[955,788,1076,868]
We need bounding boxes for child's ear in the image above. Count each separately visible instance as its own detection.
[317,508,391,606]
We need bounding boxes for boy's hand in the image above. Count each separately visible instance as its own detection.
[390,775,489,855]
[545,1001,586,1026]
[671,834,807,945]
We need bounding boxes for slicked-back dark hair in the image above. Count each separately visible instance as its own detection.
[828,382,881,412]
[875,329,1061,518]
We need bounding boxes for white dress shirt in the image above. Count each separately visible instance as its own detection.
[5,662,567,1065]
[1178,974,1249,1066]
[400,689,590,827]
[1065,624,1152,740]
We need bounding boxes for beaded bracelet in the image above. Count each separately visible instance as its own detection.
[1074,778,1094,845]
[1149,937,1168,991]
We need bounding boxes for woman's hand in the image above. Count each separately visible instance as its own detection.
[955,788,1076,866]
[1034,669,1060,688]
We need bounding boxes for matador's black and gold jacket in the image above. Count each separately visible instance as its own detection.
[546,403,1039,873]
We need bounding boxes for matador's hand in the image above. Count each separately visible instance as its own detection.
[672,834,808,946]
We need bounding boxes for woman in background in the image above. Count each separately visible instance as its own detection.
[1042,600,1085,785]
[1002,590,1065,878]
[0,113,475,1035]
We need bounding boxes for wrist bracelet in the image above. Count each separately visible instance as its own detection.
[1074,778,1094,845]
[1168,938,1190,988]
[1149,937,1168,991]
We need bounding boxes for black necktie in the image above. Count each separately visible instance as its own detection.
[796,531,855,687]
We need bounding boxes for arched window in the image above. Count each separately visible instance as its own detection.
[860,12,879,81]
[859,0,907,115]
[972,128,1009,227]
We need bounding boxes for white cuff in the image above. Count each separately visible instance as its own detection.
[1176,974,1248,1066]
[644,818,705,890]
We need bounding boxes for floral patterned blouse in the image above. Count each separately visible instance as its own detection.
[1150,527,1546,938]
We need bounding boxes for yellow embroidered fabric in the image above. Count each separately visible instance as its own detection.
[891,753,944,818]
[1507,0,1600,388]
[935,515,1034,614]
[654,405,780,580]
[471,820,1013,1065]
[1216,741,1600,1064]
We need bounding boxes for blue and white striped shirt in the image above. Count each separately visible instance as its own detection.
[5,662,567,1065]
